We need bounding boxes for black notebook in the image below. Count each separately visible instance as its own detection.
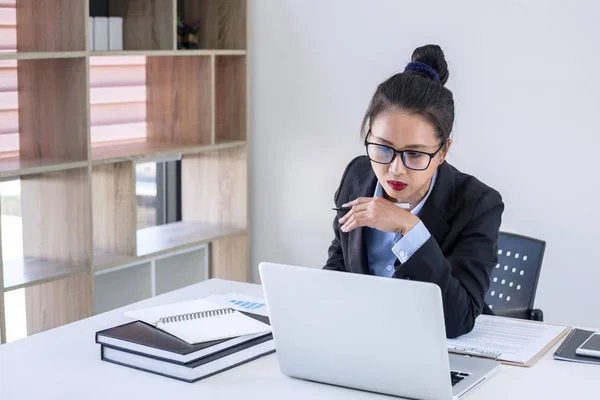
[101,334,275,383]
[96,312,272,365]
[553,328,600,366]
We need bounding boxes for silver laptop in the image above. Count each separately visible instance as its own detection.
[259,262,500,400]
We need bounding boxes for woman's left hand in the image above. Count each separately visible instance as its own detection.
[339,197,420,234]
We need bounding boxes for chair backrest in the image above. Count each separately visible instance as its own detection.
[485,232,545,319]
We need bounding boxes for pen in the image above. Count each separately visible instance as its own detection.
[332,202,411,212]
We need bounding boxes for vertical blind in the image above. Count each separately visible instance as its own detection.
[0,1,17,155]
[89,56,147,145]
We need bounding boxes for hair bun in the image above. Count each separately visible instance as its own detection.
[410,44,449,85]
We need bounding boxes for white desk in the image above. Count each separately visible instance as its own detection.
[1,279,599,400]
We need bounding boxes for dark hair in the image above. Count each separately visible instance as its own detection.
[361,44,455,144]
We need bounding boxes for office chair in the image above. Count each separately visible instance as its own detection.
[485,232,545,321]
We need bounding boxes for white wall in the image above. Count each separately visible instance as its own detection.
[249,0,600,328]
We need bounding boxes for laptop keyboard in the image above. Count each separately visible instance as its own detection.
[450,371,470,386]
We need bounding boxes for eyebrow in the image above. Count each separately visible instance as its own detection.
[373,135,433,150]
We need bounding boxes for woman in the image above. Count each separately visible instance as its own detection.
[324,44,504,338]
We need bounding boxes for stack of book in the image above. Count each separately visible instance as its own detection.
[95,298,275,382]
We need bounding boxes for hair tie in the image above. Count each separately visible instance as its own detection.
[404,62,440,82]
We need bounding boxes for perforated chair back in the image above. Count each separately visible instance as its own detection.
[485,232,545,320]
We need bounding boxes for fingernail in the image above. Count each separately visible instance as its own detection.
[341,226,347,232]
[342,203,349,207]
[338,218,343,223]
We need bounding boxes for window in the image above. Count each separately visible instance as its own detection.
[1,179,26,343]
[136,161,181,229]
[0,179,23,260]
[136,162,158,229]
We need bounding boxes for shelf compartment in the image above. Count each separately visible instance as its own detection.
[147,55,212,146]
[182,145,248,281]
[0,57,89,167]
[155,247,208,295]
[24,273,92,335]
[107,0,175,51]
[215,55,246,143]
[182,145,247,229]
[137,221,245,258]
[179,0,246,50]
[94,261,152,313]
[92,162,137,260]
[20,168,92,266]
[16,0,86,52]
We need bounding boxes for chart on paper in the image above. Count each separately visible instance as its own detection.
[229,299,266,311]
[204,293,269,317]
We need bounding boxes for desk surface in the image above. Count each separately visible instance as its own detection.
[1,279,599,400]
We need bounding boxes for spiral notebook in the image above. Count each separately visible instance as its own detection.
[125,298,272,345]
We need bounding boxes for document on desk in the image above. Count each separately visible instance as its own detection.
[447,315,570,367]
[203,293,269,317]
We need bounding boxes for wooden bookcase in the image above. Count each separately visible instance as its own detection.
[0,0,249,343]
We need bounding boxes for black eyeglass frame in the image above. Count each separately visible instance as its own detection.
[364,132,447,171]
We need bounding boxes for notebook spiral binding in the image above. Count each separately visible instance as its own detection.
[155,307,236,325]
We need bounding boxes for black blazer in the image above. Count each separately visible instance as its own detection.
[324,156,504,338]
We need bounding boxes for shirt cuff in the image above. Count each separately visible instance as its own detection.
[392,221,431,263]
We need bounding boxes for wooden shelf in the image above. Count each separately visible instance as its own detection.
[91,140,246,165]
[89,50,246,57]
[0,157,88,180]
[0,52,87,60]
[93,251,138,272]
[136,221,246,258]
[0,0,250,340]
[3,257,88,292]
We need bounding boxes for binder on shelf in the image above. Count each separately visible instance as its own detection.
[93,17,109,51]
[89,17,94,51]
[108,17,123,51]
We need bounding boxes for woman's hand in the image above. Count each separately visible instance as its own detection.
[339,197,420,234]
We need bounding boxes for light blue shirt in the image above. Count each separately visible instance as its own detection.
[365,170,437,277]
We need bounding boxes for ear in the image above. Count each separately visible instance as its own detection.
[439,139,452,164]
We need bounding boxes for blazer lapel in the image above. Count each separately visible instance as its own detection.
[418,161,454,248]
[419,204,451,248]
[347,166,378,275]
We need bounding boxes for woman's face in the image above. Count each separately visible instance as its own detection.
[367,109,450,205]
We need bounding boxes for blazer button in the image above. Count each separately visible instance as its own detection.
[404,276,412,280]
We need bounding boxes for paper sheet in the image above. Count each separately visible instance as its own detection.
[447,315,568,364]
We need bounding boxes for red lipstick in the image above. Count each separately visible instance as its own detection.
[387,180,407,191]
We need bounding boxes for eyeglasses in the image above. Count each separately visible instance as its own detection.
[364,135,446,171]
